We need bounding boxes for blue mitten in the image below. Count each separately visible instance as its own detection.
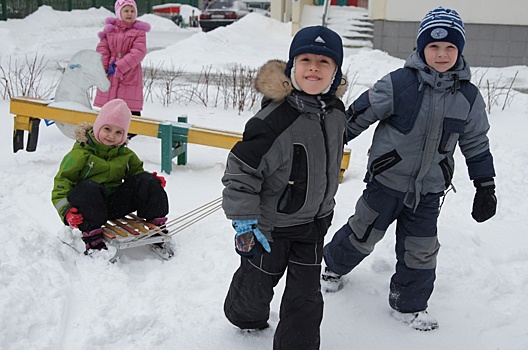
[106,62,116,75]
[232,219,271,258]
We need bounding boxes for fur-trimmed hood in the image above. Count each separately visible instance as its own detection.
[98,17,151,40]
[254,60,348,102]
[74,122,128,146]
[74,122,93,144]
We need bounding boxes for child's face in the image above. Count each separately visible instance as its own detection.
[423,41,459,73]
[294,53,337,95]
[120,5,136,23]
[98,124,125,146]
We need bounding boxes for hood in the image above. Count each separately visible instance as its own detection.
[74,122,128,147]
[98,17,151,39]
[254,60,348,102]
[74,122,93,144]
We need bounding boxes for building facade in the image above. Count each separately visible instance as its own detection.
[370,0,528,67]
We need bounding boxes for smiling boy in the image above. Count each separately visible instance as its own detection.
[222,26,347,349]
[322,7,497,331]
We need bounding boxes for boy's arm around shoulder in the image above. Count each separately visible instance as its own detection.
[346,72,395,141]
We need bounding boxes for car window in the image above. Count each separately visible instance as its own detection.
[208,2,235,9]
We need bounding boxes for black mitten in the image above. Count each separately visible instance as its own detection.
[471,178,497,223]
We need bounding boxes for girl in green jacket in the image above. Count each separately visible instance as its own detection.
[52,99,168,254]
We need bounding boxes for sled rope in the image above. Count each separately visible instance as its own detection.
[131,197,222,241]
[165,196,222,235]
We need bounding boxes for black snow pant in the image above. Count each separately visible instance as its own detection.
[323,181,441,313]
[67,172,169,233]
[224,214,333,350]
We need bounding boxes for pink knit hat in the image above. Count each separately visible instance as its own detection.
[93,99,132,145]
[115,0,137,21]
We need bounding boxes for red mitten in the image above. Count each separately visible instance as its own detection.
[152,172,166,188]
[65,207,84,228]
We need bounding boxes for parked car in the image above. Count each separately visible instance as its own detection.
[199,0,250,32]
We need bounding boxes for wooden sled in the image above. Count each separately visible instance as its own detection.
[102,213,174,263]
[100,197,223,263]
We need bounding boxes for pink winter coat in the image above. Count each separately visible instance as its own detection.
[94,17,150,112]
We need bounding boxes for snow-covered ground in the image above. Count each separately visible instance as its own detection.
[1,6,528,350]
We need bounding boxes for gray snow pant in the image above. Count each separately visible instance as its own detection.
[323,181,441,313]
[224,214,332,350]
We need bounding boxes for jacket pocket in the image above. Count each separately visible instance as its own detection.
[277,144,308,214]
[439,157,454,189]
[439,118,465,154]
[369,149,402,180]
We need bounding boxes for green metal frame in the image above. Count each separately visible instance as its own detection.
[158,116,190,174]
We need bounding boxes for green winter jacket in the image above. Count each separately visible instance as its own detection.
[52,125,144,223]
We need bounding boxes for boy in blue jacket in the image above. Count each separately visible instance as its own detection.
[322,7,497,331]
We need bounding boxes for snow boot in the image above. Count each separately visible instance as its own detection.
[150,217,168,237]
[238,323,270,333]
[147,217,174,260]
[321,266,343,292]
[390,310,439,331]
[81,228,107,255]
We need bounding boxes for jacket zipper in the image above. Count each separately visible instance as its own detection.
[83,161,94,180]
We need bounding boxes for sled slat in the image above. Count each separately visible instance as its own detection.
[111,219,139,235]
[123,217,149,233]
[129,213,159,230]
[104,223,128,237]
[102,228,116,240]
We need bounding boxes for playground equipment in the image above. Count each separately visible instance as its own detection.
[9,96,351,180]
[52,50,110,139]
[9,50,350,178]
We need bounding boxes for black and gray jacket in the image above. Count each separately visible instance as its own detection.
[348,51,495,208]
[222,60,348,241]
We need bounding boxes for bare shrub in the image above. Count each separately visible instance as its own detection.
[181,65,214,107]
[143,61,164,103]
[154,63,185,107]
[472,68,519,113]
[0,54,59,100]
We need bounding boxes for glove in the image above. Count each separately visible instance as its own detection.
[106,61,116,75]
[152,172,166,188]
[471,178,497,223]
[232,219,271,259]
[65,207,84,228]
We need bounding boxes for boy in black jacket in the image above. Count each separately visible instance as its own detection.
[221,26,347,350]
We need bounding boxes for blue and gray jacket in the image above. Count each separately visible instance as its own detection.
[348,51,495,208]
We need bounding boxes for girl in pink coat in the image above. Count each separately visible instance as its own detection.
[94,0,150,116]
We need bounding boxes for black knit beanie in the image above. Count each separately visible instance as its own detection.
[285,26,344,95]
